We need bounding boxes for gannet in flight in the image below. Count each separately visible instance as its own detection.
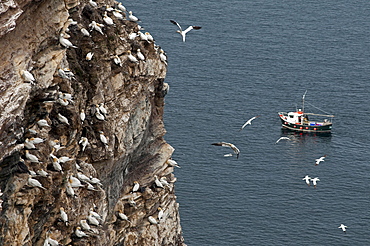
[170,20,202,42]
[315,155,327,166]
[311,177,320,188]
[338,224,348,233]
[275,136,290,144]
[211,142,240,159]
[239,115,261,131]
[302,175,311,186]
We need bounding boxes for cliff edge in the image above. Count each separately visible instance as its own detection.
[0,0,183,245]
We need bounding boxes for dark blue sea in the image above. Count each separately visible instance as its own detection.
[123,1,370,245]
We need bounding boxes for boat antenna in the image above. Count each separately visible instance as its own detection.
[302,90,307,112]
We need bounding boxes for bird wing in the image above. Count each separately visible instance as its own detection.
[170,20,182,31]
[182,26,194,35]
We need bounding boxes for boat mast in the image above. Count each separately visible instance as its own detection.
[302,90,307,113]
[301,90,307,124]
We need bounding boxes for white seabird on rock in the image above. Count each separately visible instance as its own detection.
[29,137,44,144]
[118,210,130,222]
[89,21,104,35]
[67,18,78,26]
[80,109,86,123]
[113,55,123,66]
[24,138,36,149]
[28,175,46,190]
[81,28,91,37]
[75,227,89,237]
[52,157,63,172]
[57,113,70,125]
[137,49,145,61]
[132,181,140,193]
[37,119,50,127]
[170,19,202,42]
[59,33,77,48]
[128,32,137,40]
[89,0,97,8]
[113,10,124,20]
[103,11,115,25]
[166,158,181,168]
[89,208,101,221]
[89,176,103,186]
[86,52,94,61]
[99,131,108,146]
[211,142,240,159]
[315,155,327,166]
[128,11,140,22]
[21,70,35,84]
[145,32,154,42]
[95,105,105,120]
[66,182,75,197]
[239,115,261,131]
[69,175,84,188]
[157,207,164,221]
[127,50,139,63]
[80,219,92,231]
[159,49,167,65]
[154,175,164,189]
[117,2,126,12]
[99,103,108,115]
[36,169,49,177]
[79,137,89,152]
[60,207,68,225]
[148,216,158,225]
[25,150,40,163]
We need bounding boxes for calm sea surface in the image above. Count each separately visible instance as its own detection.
[122,1,369,245]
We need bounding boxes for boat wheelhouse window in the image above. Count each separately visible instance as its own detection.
[289,115,294,118]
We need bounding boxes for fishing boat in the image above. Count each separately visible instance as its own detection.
[278,91,334,133]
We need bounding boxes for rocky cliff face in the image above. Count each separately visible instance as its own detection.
[0,0,184,245]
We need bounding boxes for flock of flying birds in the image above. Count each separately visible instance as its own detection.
[210,116,348,233]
